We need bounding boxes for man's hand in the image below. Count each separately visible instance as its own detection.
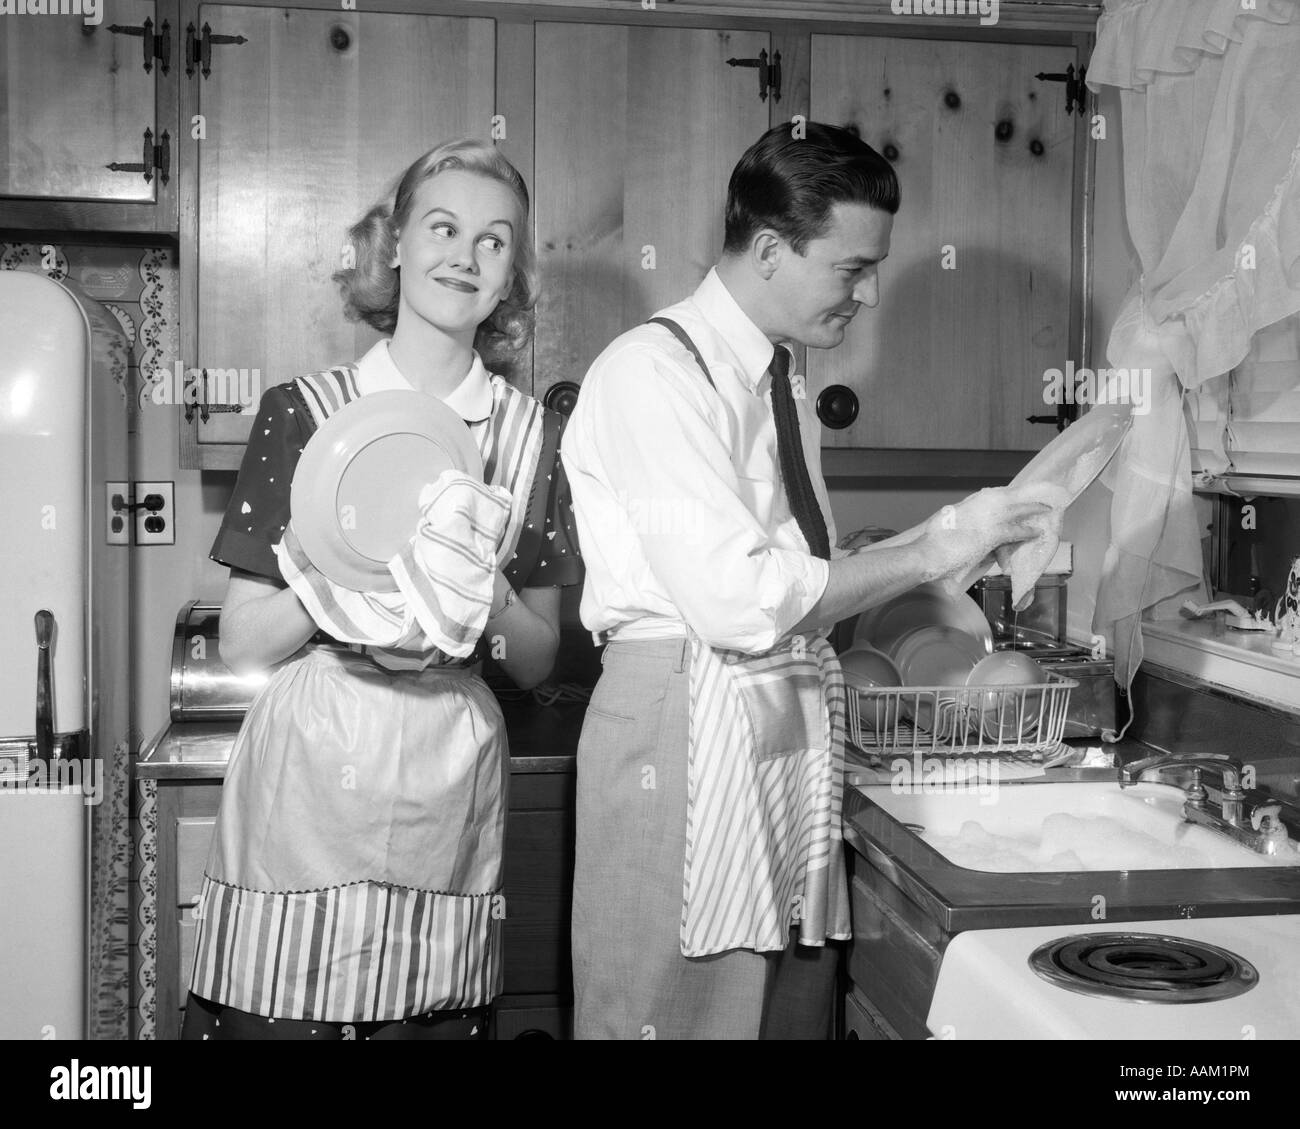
[919,488,1053,584]
[791,491,1053,638]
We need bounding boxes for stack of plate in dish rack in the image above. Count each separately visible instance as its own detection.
[839,582,1075,754]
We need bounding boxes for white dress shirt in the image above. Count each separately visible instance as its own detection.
[561,268,839,653]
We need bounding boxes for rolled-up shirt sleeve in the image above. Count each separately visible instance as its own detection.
[567,346,828,653]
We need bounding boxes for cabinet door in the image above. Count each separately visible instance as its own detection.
[0,0,173,220]
[532,22,772,404]
[185,5,495,464]
[808,35,1079,452]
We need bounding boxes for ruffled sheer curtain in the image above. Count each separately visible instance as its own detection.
[1081,0,1300,724]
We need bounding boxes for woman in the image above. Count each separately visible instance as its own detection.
[181,139,582,1040]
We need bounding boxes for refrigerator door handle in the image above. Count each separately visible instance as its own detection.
[34,610,54,763]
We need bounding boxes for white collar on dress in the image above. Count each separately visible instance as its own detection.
[690,268,787,394]
[353,338,495,423]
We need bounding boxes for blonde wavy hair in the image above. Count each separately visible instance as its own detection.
[334,138,537,369]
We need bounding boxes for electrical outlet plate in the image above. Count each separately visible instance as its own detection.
[133,480,175,546]
[106,482,130,545]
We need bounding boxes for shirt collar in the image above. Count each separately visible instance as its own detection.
[353,339,495,423]
[690,267,783,393]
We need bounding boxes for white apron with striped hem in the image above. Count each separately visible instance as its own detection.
[681,633,851,958]
[189,365,545,1022]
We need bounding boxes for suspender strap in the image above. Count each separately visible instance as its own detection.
[646,316,716,390]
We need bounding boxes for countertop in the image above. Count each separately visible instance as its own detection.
[136,695,587,780]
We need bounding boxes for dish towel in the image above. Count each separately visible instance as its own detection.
[681,632,851,958]
[275,470,512,661]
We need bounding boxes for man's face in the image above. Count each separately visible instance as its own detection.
[769,202,892,349]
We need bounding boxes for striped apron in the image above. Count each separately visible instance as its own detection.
[682,635,851,957]
[189,365,545,1022]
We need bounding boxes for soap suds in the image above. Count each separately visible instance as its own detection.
[920,814,1300,872]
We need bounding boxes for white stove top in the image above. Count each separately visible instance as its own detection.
[928,915,1300,1039]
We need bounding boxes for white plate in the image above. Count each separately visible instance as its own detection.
[895,626,987,687]
[853,581,994,658]
[893,626,986,736]
[290,390,483,593]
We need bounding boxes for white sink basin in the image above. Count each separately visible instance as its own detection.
[858,781,1300,872]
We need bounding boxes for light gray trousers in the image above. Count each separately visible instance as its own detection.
[571,637,841,1040]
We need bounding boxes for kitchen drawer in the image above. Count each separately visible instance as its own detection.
[175,816,216,908]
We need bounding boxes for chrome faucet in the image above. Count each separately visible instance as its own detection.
[1118,752,1292,856]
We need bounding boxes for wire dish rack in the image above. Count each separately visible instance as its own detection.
[846,672,1078,757]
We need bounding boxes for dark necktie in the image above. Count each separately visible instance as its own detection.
[768,347,830,560]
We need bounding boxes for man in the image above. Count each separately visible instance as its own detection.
[561,122,1046,1039]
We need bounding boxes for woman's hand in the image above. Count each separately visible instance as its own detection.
[484,573,561,690]
[218,569,319,675]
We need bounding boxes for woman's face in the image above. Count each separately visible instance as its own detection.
[392,168,522,341]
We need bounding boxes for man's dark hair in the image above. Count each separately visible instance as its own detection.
[723,121,900,256]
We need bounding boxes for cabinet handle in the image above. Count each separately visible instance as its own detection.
[185,21,249,79]
[105,127,169,186]
[542,381,581,418]
[108,17,171,76]
[816,384,859,430]
[726,48,781,104]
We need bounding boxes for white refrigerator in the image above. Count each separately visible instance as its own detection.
[0,270,131,1039]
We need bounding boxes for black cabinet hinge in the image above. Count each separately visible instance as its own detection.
[106,127,170,186]
[184,370,247,424]
[727,48,781,103]
[1035,62,1089,116]
[1026,404,1078,432]
[108,17,171,75]
[185,21,249,79]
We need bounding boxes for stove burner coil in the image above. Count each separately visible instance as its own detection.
[1028,932,1258,1004]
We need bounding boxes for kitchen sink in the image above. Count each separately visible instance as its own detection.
[859,781,1300,872]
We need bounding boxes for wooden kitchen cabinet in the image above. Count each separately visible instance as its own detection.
[171,1,1095,468]
[0,0,180,233]
[179,3,496,468]
[807,33,1083,453]
[531,20,773,407]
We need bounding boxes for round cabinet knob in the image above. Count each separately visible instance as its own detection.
[543,380,581,417]
[816,384,859,430]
